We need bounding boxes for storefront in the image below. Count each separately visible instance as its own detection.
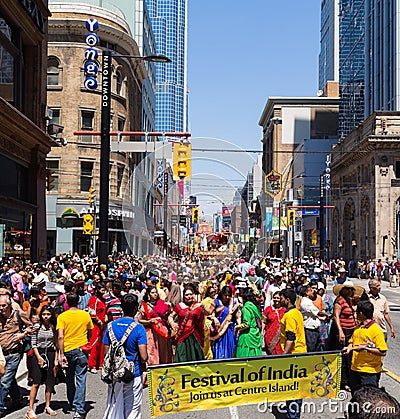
[0,2,52,261]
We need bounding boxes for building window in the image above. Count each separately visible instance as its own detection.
[116,70,123,95]
[118,117,125,141]
[50,108,60,125]
[47,57,60,86]
[81,110,94,143]
[117,165,124,197]
[395,161,400,179]
[80,161,93,192]
[46,160,59,192]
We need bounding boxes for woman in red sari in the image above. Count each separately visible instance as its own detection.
[169,285,205,362]
[87,283,107,373]
[138,286,173,365]
[263,291,285,355]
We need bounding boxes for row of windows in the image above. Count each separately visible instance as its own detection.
[49,107,126,144]
[46,159,125,196]
[47,57,126,97]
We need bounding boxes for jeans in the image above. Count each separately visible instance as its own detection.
[65,348,88,415]
[349,370,381,395]
[0,352,23,412]
[305,328,321,353]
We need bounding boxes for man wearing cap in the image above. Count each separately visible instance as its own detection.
[75,281,91,311]
[368,279,396,340]
[333,267,350,286]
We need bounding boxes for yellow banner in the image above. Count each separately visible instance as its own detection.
[148,352,342,417]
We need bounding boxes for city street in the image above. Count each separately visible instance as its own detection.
[4,277,400,419]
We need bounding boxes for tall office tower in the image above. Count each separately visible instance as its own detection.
[147,0,188,136]
[365,0,399,116]
[318,0,339,91]
[338,0,365,137]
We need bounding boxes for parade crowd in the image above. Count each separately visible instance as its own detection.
[0,253,398,419]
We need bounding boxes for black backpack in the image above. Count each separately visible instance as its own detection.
[54,293,67,316]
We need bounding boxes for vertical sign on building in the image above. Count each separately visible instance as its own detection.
[84,18,99,90]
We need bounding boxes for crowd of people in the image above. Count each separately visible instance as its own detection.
[0,252,397,418]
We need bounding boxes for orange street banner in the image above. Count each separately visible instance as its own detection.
[148,352,342,417]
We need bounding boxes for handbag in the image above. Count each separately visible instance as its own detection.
[15,310,31,353]
[54,364,66,385]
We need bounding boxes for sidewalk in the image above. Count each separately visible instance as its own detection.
[16,357,28,382]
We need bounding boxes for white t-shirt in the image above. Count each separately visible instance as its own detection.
[300,296,321,329]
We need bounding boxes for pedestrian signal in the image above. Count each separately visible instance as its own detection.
[173,142,191,181]
[192,207,199,224]
[82,214,94,234]
[288,209,295,226]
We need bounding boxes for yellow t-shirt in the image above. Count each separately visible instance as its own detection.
[280,307,307,354]
[350,321,388,374]
[56,309,94,353]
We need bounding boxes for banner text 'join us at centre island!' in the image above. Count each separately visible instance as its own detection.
[148,351,342,416]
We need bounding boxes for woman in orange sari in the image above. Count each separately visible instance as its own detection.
[138,286,173,365]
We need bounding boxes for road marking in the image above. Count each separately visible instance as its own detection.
[383,368,400,383]
[229,406,239,419]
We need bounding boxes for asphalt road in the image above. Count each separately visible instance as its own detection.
[6,277,400,419]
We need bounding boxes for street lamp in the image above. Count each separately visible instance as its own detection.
[98,51,171,264]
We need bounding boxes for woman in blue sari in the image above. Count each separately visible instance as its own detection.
[212,286,240,359]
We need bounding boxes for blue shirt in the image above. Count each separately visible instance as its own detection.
[102,317,147,377]
[78,291,91,310]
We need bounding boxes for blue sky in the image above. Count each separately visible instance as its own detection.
[186,0,322,215]
[188,0,321,150]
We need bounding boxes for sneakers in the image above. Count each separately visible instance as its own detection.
[72,413,86,419]
[89,368,97,374]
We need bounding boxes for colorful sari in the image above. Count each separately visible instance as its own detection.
[320,293,334,350]
[173,302,204,363]
[212,299,238,359]
[139,299,173,365]
[263,305,285,354]
[236,301,263,358]
[87,295,106,370]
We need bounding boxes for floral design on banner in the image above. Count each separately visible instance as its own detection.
[310,356,340,397]
[151,369,179,413]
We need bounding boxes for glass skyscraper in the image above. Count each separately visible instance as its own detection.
[338,0,365,137]
[147,0,188,136]
[318,0,339,91]
[365,0,399,116]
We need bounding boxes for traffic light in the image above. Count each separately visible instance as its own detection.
[288,209,295,226]
[88,186,96,207]
[192,207,199,224]
[82,214,94,234]
[46,169,56,191]
[173,142,191,181]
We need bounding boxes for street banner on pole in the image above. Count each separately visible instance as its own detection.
[148,352,342,417]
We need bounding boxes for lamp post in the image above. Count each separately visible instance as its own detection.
[319,172,325,261]
[98,51,170,264]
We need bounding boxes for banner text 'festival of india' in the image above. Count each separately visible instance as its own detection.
[148,353,342,417]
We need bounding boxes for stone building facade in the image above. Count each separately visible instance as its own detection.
[46,3,154,256]
[258,96,339,257]
[330,112,400,261]
[0,1,53,262]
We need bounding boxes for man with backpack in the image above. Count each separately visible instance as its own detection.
[102,293,147,419]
